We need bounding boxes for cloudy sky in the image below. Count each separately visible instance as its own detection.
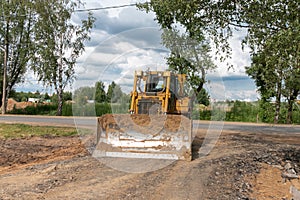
[17,0,258,101]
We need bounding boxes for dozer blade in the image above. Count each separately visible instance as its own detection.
[94,114,192,161]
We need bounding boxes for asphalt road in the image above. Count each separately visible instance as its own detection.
[0,115,299,135]
[0,115,97,128]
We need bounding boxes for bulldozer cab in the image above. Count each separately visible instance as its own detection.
[130,70,190,115]
[145,75,165,93]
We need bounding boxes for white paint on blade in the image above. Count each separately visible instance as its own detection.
[93,150,179,160]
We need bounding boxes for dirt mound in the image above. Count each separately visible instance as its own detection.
[248,163,300,199]
[0,136,88,174]
[98,114,190,134]
[6,98,35,111]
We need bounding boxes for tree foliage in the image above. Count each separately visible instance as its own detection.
[0,0,35,113]
[197,88,210,106]
[73,86,94,105]
[138,1,243,110]
[106,81,116,103]
[94,81,106,103]
[138,1,244,59]
[31,0,95,115]
[0,0,95,115]
[139,0,300,124]
[244,0,300,123]
[106,81,123,103]
[74,81,125,105]
[161,29,216,96]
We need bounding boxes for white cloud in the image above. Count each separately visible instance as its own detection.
[88,52,127,65]
[73,26,167,91]
[16,1,258,101]
[212,29,251,77]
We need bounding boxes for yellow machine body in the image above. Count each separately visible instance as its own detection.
[129,70,190,116]
[95,70,192,161]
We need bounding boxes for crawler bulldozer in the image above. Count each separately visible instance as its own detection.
[94,70,193,160]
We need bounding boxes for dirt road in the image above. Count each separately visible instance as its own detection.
[0,124,300,199]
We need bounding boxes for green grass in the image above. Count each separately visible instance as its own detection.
[0,123,82,139]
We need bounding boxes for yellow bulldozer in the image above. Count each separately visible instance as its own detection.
[94,70,193,160]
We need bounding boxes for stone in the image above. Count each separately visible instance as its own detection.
[282,172,299,179]
[290,186,300,200]
[284,162,292,170]
[273,165,284,170]
[287,168,296,175]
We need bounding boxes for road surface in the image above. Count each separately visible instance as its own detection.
[0,114,299,134]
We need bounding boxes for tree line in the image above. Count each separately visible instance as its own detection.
[8,83,300,124]
[8,80,211,117]
[9,90,72,104]
[195,100,300,124]
[73,81,128,104]
[9,81,127,104]
[7,81,131,116]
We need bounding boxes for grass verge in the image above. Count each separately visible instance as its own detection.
[0,123,83,139]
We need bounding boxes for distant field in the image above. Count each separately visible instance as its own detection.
[0,123,79,139]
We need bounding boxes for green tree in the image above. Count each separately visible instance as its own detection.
[73,86,94,105]
[31,0,95,116]
[138,1,244,60]
[94,81,106,103]
[106,81,116,102]
[107,81,123,103]
[246,52,277,122]
[283,72,300,123]
[63,91,72,102]
[112,84,123,103]
[243,0,300,123]
[137,1,244,110]
[0,0,35,113]
[161,28,215,98]
[34,90,41,98]
[196,88,210,106]
[44,92,50,100]
[139,1,299,124]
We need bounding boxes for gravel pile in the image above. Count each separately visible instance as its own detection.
[205,136,300,200]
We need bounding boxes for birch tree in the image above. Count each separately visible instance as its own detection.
[32,0,95,115]
[0,0,34,114]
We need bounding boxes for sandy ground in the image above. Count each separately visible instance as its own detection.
[0,123,300,199]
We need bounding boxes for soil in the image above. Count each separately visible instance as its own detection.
[98,114,190,134]
[1,121,300,199]
[6,99,36,111]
